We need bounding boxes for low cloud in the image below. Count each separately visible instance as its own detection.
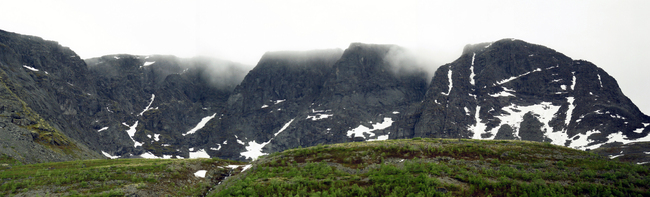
[185,57,252,90]
[384,46,442,82]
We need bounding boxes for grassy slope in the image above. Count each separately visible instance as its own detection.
[211,138,650,197]
[0,157,246,196]
[1,138,648,196]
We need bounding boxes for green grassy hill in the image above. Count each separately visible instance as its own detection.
[1,138,649,196]
[0,156,246,196]
[212,138,649,197]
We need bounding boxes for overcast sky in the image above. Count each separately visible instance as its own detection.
[2,0,649,114]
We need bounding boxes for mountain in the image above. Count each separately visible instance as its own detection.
[220,44,428,161]
[0,29,648,164]
[390,39,650,152]
[0,29,103,163]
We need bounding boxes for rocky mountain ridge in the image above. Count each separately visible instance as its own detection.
[0,29,648,164]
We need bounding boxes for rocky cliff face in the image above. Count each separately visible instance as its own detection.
[0,29,103,163]
[1,29,648,163]
[391,39,650,152]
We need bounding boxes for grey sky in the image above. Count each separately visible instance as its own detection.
[2,0,649,114]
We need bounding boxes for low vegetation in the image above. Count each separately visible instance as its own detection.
[211,138,650,196]
[0,157,245,196]
[1,138,648,196]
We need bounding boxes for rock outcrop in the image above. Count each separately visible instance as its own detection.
[391,39,650,151]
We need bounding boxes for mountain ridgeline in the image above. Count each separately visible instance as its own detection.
[0,29,648,164]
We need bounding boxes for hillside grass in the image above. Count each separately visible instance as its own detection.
[0,157,245,196]
[1,138,648,196]
[211,138,650,197]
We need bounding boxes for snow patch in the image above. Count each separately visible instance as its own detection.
[235,135,245,145]
[470,53,476,86]
[138,94,156,116]
[469,106,488,139]
[307,114,333,121]
[500,102,560,141]
[488,91,515,97]
[441,68,453,95]
[97,127,108,132]
[124,121,141,147]
[102,151,119,159]
[240,119,294,160]
[275,119,294,137]
[143,61,155,67]
[638,162,649,165]
[609,154,624,159]
[139,152,173,159]
[392,111,400,114]
[261,104,269,109]
[605,131,650,146]
[274,99,286,104]
[368,133,390,141]
[570,72,576,90]
[568,130,602,150]
[597,74,603,88]
[242,164,252,172]
[565,97,575,126]
[346,118,394,140]
[496,68,542,85]
[182,113,217,136]
[464,107,471,116]
[194,170,207,178]
[23,65,39,71]
[633,127,645,134]
[210,145,221,151]
[189,149,210,158]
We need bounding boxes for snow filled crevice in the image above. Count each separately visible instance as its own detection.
[565,97,575,127]
[597,74,603,88]
[182,113,217,136]
[570,72,576,90]
[97,127,108,132]
[441,68,453,95]
[123,121,141,147]
[346,118,394,140]
[240,118,295,160]
[469,106,488,139]
[496,68,542,85]
[470,53,476,86]
[23,65,39,71]
[138,94,156,116]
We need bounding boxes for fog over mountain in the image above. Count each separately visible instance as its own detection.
[3,1,649,114]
